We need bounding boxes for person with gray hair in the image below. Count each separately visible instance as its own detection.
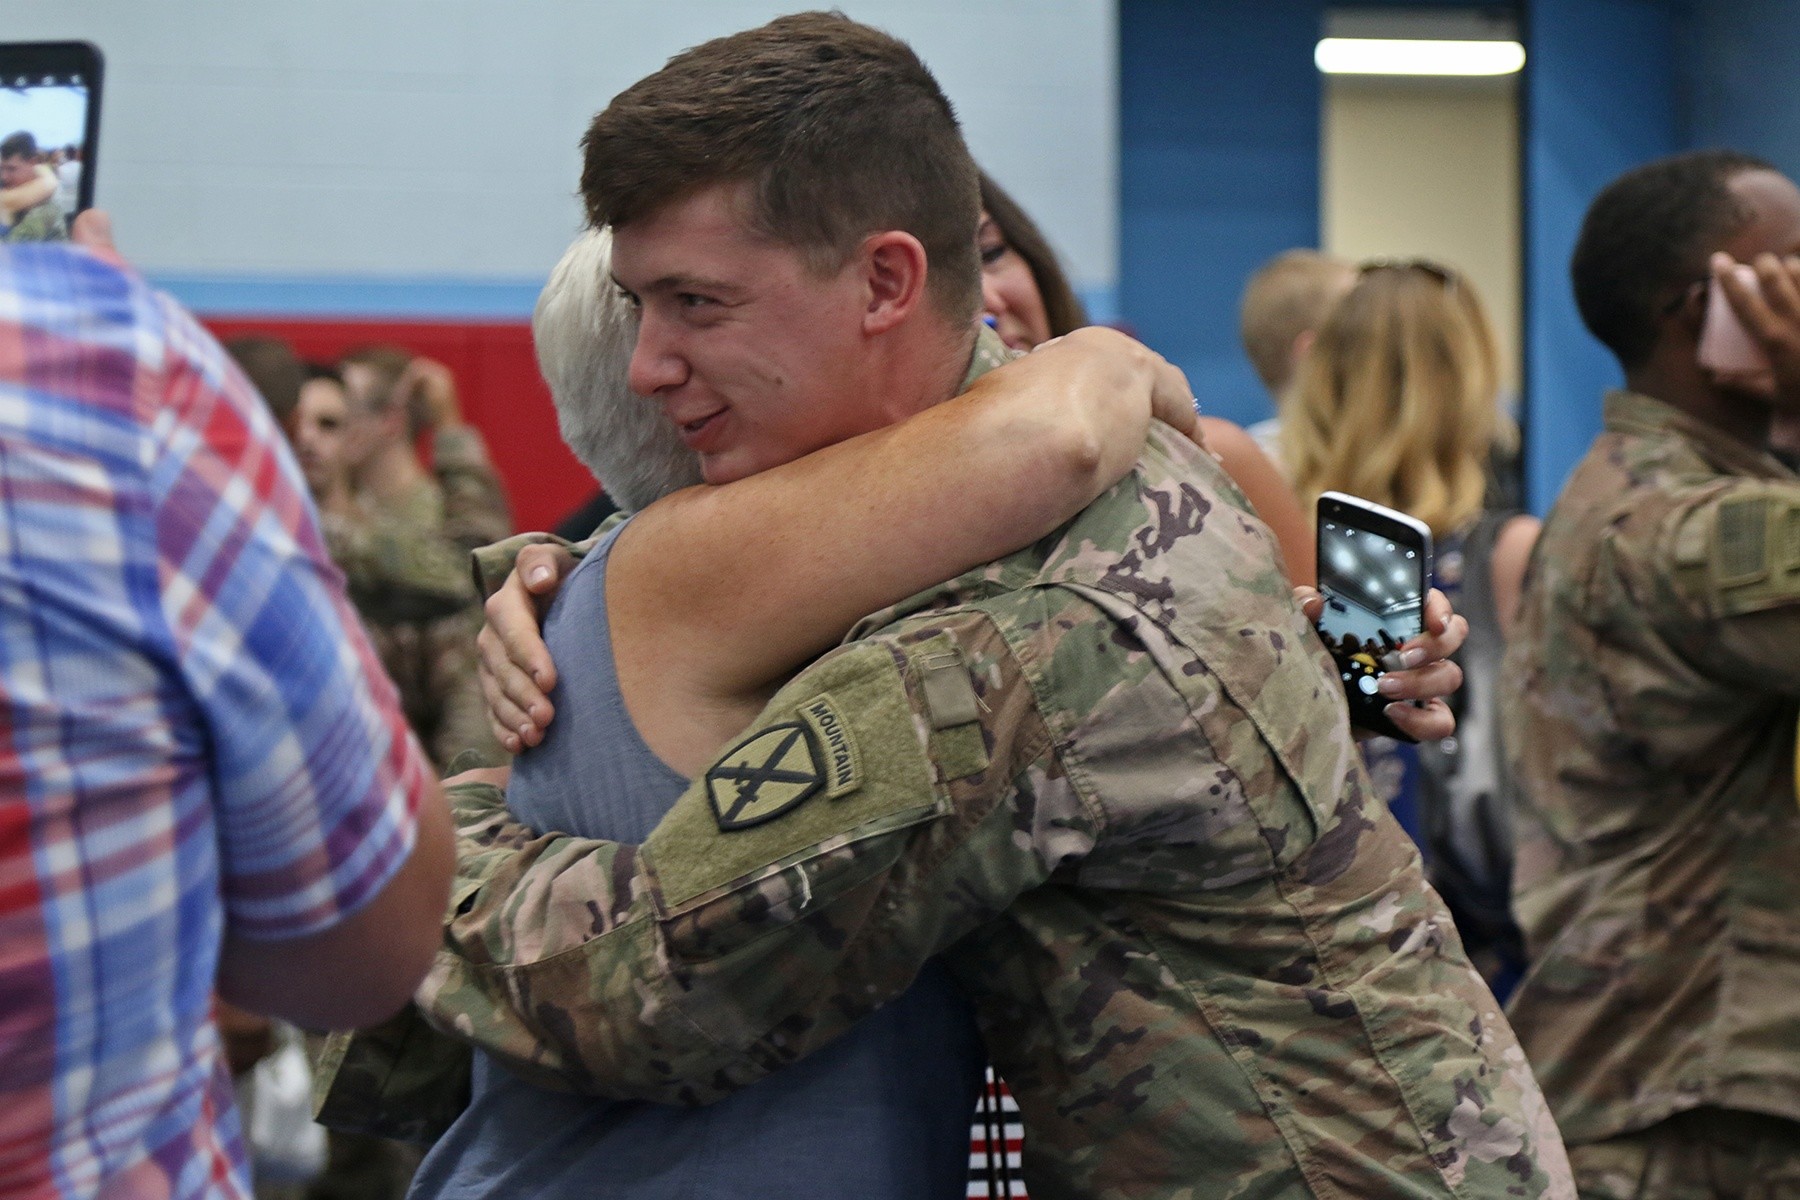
[534,227,702,515]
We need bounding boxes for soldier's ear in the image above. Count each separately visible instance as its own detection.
[1660,280,1707,345]
[859,231,929,337]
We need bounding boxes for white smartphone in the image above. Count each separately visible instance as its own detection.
[1699,265,1773,379]
[1315,491,1434,743]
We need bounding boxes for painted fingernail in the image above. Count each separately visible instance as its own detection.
[1398,648,1427,669]
[1378,675,1405,696]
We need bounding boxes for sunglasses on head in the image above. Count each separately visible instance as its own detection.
[1358,258,1459,287]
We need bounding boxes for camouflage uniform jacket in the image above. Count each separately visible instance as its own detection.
[1500,390,1800,1146]
[330,475,500,771]
[331,420,1572,1199]
[320,502,473,628]
[430,423,514,553]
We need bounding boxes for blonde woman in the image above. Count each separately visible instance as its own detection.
[1284,259,1539,995]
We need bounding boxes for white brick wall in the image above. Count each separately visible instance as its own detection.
[14,1,1116,293]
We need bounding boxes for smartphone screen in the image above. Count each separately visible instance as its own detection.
[1316,492,1433,742]
[0,42,102,242]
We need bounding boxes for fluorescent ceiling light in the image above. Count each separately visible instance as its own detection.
[1315,37,1526,76]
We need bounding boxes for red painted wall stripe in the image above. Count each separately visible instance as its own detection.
[202,316,598,534]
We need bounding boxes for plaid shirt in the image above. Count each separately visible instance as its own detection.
[0,245,430,1198]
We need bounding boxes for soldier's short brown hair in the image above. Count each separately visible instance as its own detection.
[580,11,981,323]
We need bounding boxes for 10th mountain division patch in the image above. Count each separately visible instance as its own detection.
[705,723,825,832]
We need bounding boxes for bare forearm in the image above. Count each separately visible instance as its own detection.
[611,327,1180,702]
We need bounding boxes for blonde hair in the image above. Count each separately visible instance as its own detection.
[1283,262,1513,539]
[1239,249,1357,394]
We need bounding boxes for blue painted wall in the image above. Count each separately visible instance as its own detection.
[1683,1,1800,178]
[1118,0,1324,429]
[1520,0,1678,512]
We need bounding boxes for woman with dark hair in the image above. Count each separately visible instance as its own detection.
[976,170,1315,584]
[977,171,1086,352]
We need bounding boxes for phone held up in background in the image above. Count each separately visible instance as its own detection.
[0,41,103,242]
[1699,264,1776,390]
[1315,491,1433,744]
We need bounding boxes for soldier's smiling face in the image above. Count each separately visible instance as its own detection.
[610,181,888,485]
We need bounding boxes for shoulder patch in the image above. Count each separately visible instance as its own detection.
[706,723,824,832]
[1716,495,1770,588]
[648,642,947,912]
[1693,485,1800,616]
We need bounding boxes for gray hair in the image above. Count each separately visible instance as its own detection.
[532,228,703,513]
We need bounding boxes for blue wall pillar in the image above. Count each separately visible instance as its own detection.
[1119,0,1324,429]
[1522,0,1679,512]
[1682,1,1800,178]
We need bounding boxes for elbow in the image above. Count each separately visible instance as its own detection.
[218,945,433,1032]
[1046,421,1109,499]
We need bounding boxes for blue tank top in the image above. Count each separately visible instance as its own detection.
[411,523,984,1200]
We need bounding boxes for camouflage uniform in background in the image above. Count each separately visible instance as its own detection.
[325,419,1573,1199]
[430,424,514,555]
[329,425,512,772]
[1501,391,1800,1197]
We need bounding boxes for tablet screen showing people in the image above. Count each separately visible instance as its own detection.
[0,68,92,242]
[1318,517,1427,719]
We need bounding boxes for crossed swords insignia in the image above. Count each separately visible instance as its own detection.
[706,722,825,832]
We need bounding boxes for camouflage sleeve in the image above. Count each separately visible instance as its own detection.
[413,608,1086,1104]
[434,425,515,551]
[1662,478,1800,694]
[468,525,615,602]
[321,508,477,624]
[309,780,540,1137]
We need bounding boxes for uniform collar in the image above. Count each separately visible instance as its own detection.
[848,327,1052,636]
[960,325,1014,391]
[1603,389,1798,482]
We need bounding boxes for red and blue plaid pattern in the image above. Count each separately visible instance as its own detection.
[0,245,429,1198]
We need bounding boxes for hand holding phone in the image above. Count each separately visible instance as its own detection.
[1700,264,1776,391]
[1315,492,1434,743]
